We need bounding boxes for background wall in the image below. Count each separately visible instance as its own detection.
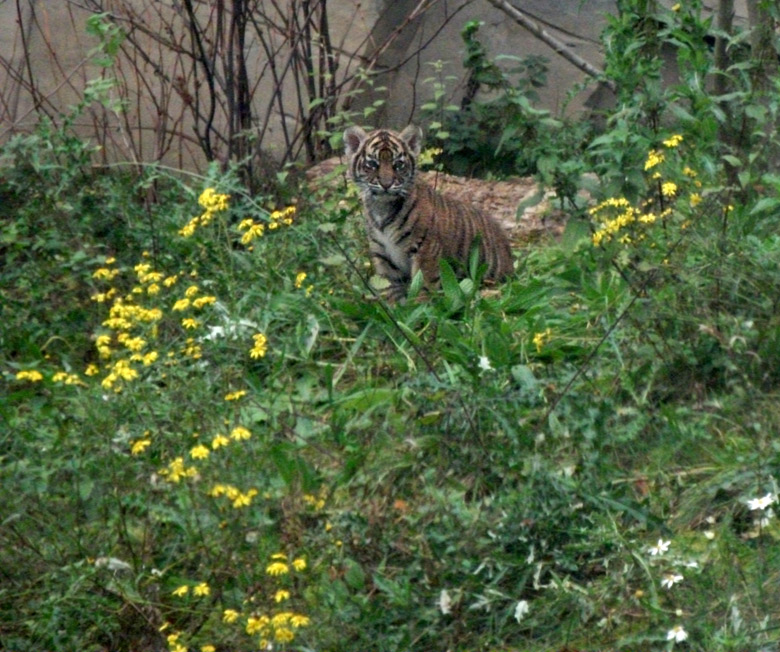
[0,0,747,172]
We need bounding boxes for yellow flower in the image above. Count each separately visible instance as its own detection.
[147,283,160,296]
[160,457,197,484]
[198,188,230,212]
[690,193,702,207]
[246,615,270,635]
[172,585,189,597]
[232,489,258,509]
[123,336,146,352]
[644,149,665,171]
[662,134,683,148]
[185,285,199,298]
[266,561,289,576]
[661,181,678,197]
[532,328,552,353]
[105,256,116,265]
[271,612,292,627]
[222,609,240,623]
[292,557,307,571]
[274,589,291,603]
[85,363,100,376]
[190,444,210,460]
[290,613,311,628]
[172,298,191,311]
[142,351,158,366]
[163,275,179,287]
[181,318,200,330]
[250,333,267,359]
[92,267,120,281]
[16,369,44,382]
[201,646,216,652]
[209,484,229,497]
[240,223,265,244]
[274,627,295,643]
[224,390,247,401]
[131,439,151,455]
[211,434,230,450]
[230,426,252,441]
[193,582,210,597]
[192,296,216,308]
[295,271,307,289]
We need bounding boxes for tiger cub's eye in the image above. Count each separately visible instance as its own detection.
[364,159,379,170]
[392,160,407,171]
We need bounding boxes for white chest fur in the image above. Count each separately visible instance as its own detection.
[368,222,412,275]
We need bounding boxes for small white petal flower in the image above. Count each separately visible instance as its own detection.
[747,493,776,511]
[438,589,452,615]
[649,538,671,555]
[666,625,688,643]
[514,599,530,623]
[661,572,684,589]
[703,530,716,540]
[478,355,494,371]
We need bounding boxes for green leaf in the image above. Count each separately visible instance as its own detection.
[439,258,462,304]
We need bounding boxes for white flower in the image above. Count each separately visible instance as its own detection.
[748,493,776,511]
[649,538,671,555]
[703,530,716,540]
[438,589,452,615]
[478,355,493,371]
[666,625,688,643]
[514,599,530,623]
[661,572,684,589]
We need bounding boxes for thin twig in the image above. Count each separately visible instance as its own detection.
[483,0,616,94]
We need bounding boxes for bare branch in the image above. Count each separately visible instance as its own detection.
[483,0,615,94]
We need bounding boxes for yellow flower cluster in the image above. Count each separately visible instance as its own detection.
[15,369,44,382]
[237,206,296,246]
[90,257,171,391]
[303,486,328,511]
[236,552,311,647]
[250,333,267,359]
[208,483,259,509]
[159,456,198,483]
[532,328,552,353]
[171,581,211,598]
[591,137,700,248]
[179,188,230,237]
[245,611,311,646]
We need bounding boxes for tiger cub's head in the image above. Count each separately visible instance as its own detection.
[343,125,423,196]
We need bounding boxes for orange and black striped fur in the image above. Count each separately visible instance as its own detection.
[344,125,513,301]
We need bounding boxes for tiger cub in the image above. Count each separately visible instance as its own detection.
[343,125,513,301]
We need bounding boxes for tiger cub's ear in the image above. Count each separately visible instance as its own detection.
[343,126,368,156]
[399,125,423,157]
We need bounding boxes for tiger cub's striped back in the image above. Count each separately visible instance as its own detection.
[344,125,513,301]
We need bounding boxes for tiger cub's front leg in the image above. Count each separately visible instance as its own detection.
[411,238,444,295]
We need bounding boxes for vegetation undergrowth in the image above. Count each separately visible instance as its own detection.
[3,1,780,651]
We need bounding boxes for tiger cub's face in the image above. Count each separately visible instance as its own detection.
[343,125,423,196]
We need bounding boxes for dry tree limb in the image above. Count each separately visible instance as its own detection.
[483,0,616,94]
